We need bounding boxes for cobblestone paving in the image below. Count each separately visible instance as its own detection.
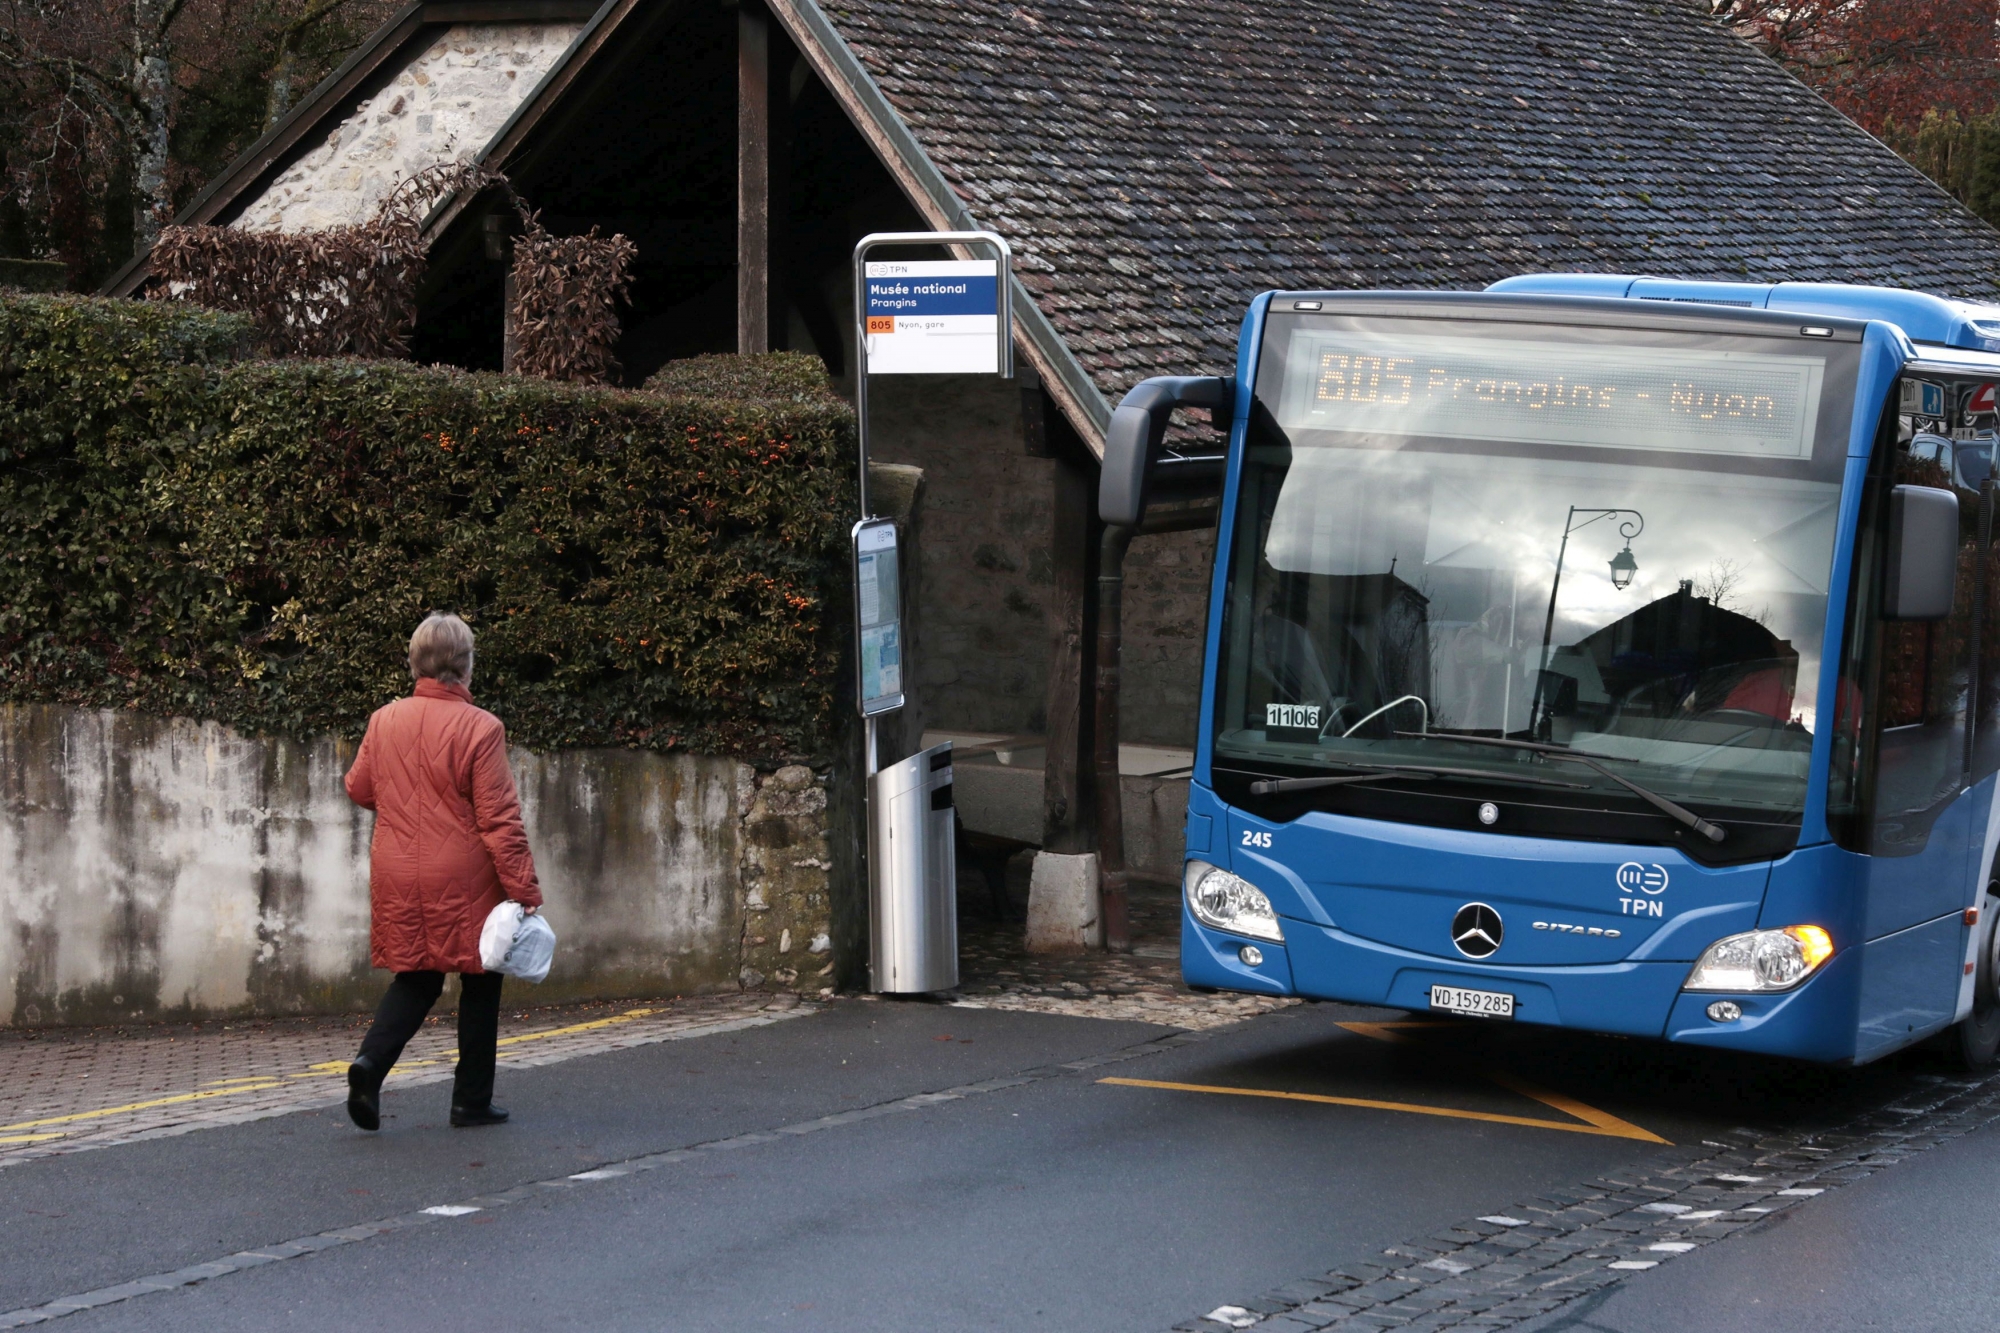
[0,993,810,1168]
[951,856,1300,1029]
[1166,1068,2000,1332]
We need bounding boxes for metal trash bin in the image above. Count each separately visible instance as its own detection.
[868,739,958,993]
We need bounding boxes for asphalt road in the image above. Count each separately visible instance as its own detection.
[4,998,1995,1332]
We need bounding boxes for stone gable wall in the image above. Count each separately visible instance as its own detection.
[238,22,581,234]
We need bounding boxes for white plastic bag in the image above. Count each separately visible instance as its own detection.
[478,900,556,983]
[479,900,523,971]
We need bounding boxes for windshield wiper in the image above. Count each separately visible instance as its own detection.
[1396,732,1727,843]
[1224,766,1435,795]
[1217,760,1590,797]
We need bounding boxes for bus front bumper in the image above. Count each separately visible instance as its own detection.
[1183,908,1865,1062]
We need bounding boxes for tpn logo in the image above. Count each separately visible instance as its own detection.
[1616,861,1668,917]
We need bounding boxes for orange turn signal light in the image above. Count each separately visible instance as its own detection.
[1784,924,1835,970]
[1969,906,1982,927]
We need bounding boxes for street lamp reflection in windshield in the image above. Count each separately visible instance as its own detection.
[1533,507,1644,737]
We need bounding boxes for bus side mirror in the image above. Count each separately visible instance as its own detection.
[1884,484,1959,621]
[1100,375,1233,527]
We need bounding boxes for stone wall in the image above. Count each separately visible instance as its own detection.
[867,376,1211,748]
[237,23,581,233]
[0,705,840,1026]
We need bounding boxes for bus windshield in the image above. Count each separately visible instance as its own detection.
[1214,312,1857,853]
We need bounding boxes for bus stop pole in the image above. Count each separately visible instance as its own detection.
[853,276,874,777]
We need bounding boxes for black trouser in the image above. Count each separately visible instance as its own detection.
[355,971,504,1110]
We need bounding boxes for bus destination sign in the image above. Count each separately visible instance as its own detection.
[864,260,1000,374]
[1279,330,1826,460]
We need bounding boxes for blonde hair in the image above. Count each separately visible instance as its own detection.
[408,612,475,685]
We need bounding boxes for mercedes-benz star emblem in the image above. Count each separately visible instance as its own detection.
[1451,903,1504,959]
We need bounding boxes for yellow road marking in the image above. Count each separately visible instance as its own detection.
[1098,1076,1670,1141]
[1485,1071,1667,1143]
[2,1006,670,1138]
[1335,1021,1453,1042]
[0,1080,289,1134]
[497,1007,657,1048]
[288,1061,351,1080]
[1333,1017,1670,1143]
[378,1007,667,1070]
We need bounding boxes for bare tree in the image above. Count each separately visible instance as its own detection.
[1695,557,1745,611]
[0,0,394,276]
[0,0,188,246]
[264,0,360,128]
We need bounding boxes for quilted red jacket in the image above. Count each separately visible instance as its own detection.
[344,678,543,973]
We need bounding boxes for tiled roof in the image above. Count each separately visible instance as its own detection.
[817,0,2000,399]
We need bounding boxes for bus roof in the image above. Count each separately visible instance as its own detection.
[1487,273,2000,354]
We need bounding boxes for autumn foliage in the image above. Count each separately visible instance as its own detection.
[148,165,637,382]
[1709,0,2000,135]
[509,218,637,385]
[147,164,470,358]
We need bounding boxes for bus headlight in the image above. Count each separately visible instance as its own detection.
[1683,926,1835,993]
[1184,860,1285,943]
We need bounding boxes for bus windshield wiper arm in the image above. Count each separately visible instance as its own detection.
[1397,732,1726,843]
[1231,767,1436,795]
[1217,761,1589,796]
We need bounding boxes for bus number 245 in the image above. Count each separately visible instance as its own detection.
[1242,830,1273,848]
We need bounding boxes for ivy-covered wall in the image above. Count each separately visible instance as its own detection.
[0,295,855,762]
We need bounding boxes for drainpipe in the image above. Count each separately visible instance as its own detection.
[1094,522,1136,953]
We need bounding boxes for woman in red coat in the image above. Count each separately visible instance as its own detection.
[343,613,543,1131]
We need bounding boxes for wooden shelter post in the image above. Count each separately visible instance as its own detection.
[737,1,771,354]
[1040,453,1097,856]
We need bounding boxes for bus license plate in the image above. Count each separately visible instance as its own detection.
[1429,984,1515,1019]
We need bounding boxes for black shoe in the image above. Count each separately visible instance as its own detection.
[450,1103,510,1128]
[346,1059,382,1132]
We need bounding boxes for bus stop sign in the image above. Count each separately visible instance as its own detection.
[863,259,1001,375]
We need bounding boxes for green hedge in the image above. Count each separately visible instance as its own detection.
[0,294,855,760]
[643,351,843,404]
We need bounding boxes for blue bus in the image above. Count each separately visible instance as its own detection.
[1103,276,2000,1066]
